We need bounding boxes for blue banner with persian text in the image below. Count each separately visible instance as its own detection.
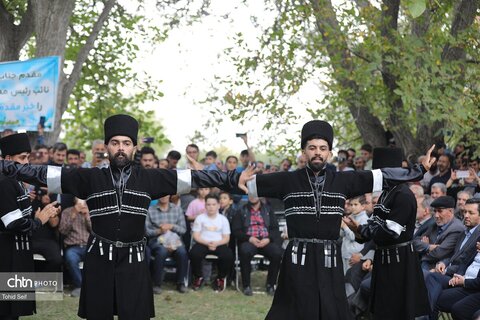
[0,56,60,131]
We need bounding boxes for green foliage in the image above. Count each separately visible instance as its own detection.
[205,0,480,156]
[62,1,169,150]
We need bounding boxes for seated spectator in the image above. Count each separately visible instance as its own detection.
[58,198,91,297]
[424,198,480,314]
[185,187,210,223]
[166,150,181,169]
[341,195,369,274]
[145,195,187,294]
[414,195,434,237]
[190,194,233,292]
[232,195,283,296]
[436,240,480,320]
[414,196,465,271]
[430,182,447,200]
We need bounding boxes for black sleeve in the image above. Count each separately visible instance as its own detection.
[191,170,242,193]
[255,172,290,199]
[340,170,375,199]
[0,178,42,233]
[139,168,178,200]
[59,167,94,199]
[0,161,48,186]
[381,164,426,187]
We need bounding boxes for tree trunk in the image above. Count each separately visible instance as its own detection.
[310,0,387,148]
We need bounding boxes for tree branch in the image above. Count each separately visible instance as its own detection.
[63,0,117,104]
[15,0,35,49]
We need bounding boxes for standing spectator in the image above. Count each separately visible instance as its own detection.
[219,192,237,224]
[158,158,169,169]
[225,155,239,171]
[58,198,91,297]
[185,144,200,166]
[353,156,366,171]
[295,154,306,170]
[190,194,233,292]
[237,134,256,172]
[166,150,181,170]
[145,195,188,294]
[280,159,292,172]
[79,151,87,167]
[347,148,356,161]
[232,195,283,296]
[139,146,156,169]
[32,144,50,164]
[66,149,81,168]
[49,142,67,166]
[204,151,219,170]
[428,154,453,192]
[82,139,108,169]
[360,144,373,170]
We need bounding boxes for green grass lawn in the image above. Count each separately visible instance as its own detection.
[28,272,273,320]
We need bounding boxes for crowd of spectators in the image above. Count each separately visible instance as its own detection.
[1,128,480,319]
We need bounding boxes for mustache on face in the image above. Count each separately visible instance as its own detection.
[310,157,324,162]
[114,151,127,158]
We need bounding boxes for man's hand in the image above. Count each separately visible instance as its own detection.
[342,216,359,233]
[35,201,59,224]
[448,274,465,287]
[429,244,439,252]
[160,224,173,233]
[421,236,430,244]
[185,154,204,170]
[435,262,446,274]
[238,165,256,194]
[249,236,261,247]
[207,242,218,251]
[349,253,362,266]
[362,259,373,272]
[257,238,270,248]
[421,145,436,172]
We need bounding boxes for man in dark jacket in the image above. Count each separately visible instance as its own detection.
[232,195,283,296]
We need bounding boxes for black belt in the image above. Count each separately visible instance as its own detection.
[91,231,146,248]
[376,240,412,250]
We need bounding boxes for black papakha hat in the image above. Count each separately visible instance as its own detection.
[372,147,403,169]
[104,114,138,146]
[431,196,455,209]
[301,120,333,150]
[0,133,31,156]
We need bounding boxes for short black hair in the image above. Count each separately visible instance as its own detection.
[34,144,49,151]
[167,150,181,160]
[205,193,219,202]
[52,142,68,152]
[67,149,80,157]
[360,144,372,153]
[140,146,155,156]
[219,191,233,200]
[240,150,249,157]
[466,198,480,207]
[186,144,199,152]
[206,150,217,159]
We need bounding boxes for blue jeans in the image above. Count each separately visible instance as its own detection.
[64,245,87,288]
[146,239,188,286]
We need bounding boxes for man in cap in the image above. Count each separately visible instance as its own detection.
[0,115,251,320]
[243,120,435,320]
[414,195,465,271]
[344,148,431,319]
[0,133,59,320]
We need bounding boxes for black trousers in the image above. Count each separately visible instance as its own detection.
[32,239,62,272]
[189,244,233,278]
[238,241,283,288]
[437,287,480,320]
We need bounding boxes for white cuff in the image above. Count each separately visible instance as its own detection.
[1,209,23,227]
[246,175,258,198]
[386,219,405,236]
[372,169,383,193]
[176,169,192,194]
[47,165,63,194]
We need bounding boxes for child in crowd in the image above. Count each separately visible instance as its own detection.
[185,187,210,223]
[340,194,369,274]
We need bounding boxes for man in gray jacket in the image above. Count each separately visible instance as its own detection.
[414,196,465,271]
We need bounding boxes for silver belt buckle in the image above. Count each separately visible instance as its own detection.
[115,241,123,248]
